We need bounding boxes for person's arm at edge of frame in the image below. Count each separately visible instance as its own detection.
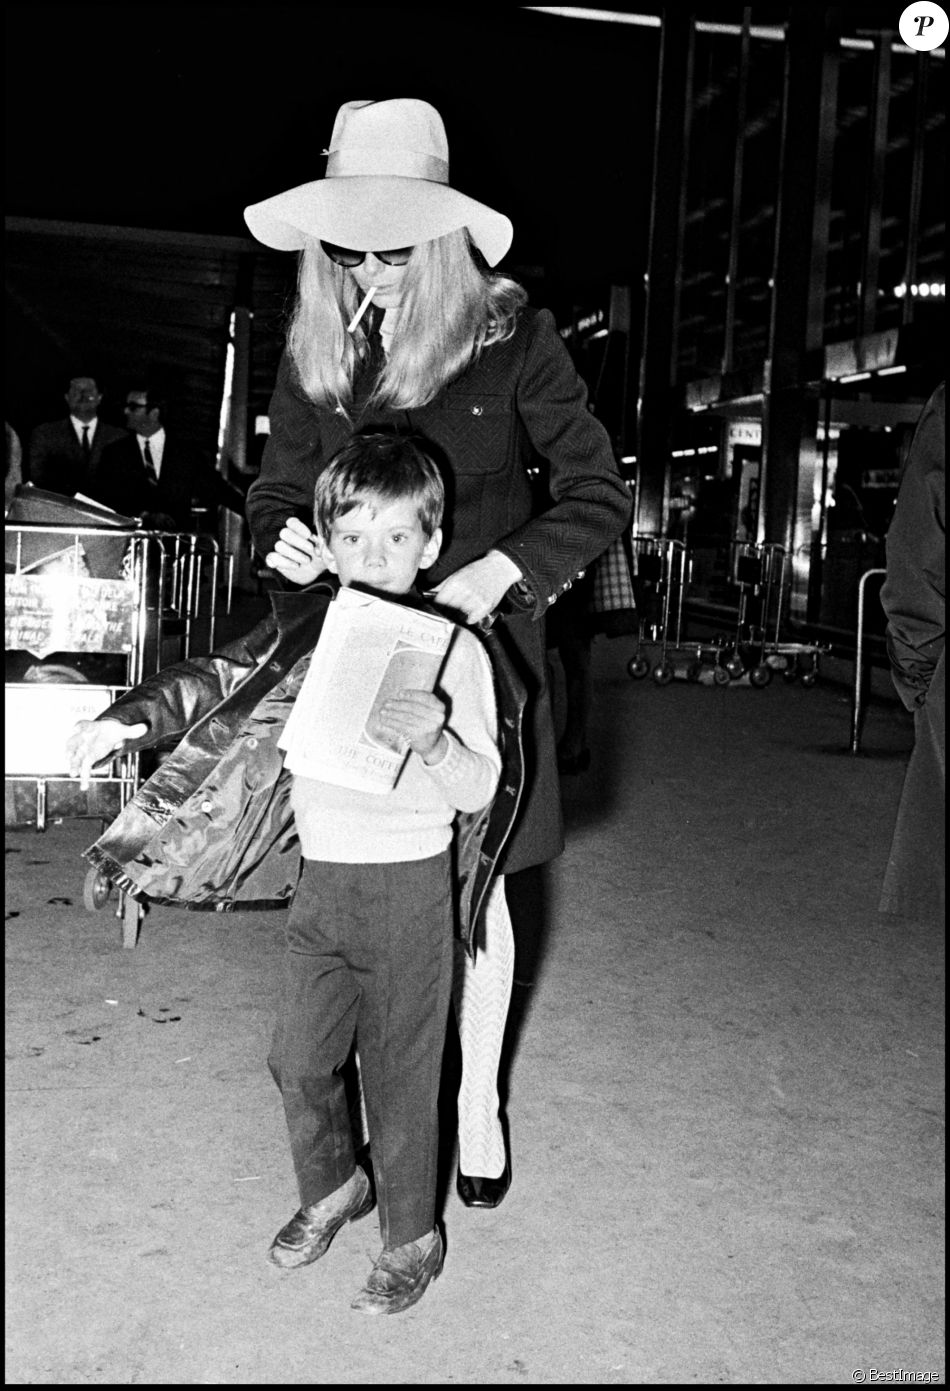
[880,383,946,713]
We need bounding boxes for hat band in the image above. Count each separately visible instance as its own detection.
[326,148,450,183]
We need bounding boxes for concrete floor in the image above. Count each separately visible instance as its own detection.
[5,621,945,1385]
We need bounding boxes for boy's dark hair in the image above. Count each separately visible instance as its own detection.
[314,433,445,540]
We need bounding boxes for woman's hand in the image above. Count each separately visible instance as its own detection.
[428,550,522,624]
[375,691,447,761]
[66,719,148,790]
[265,516,324,586]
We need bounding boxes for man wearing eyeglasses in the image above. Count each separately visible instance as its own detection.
[26,374,127,498]
[88,381,246,531]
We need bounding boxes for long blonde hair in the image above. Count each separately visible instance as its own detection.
[286,230,527,414]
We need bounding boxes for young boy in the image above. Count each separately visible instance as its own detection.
[66,433,521,1315]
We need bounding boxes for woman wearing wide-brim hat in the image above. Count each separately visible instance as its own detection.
[244,96,631,1289]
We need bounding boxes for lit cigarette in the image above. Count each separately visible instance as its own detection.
[346,285,377,333]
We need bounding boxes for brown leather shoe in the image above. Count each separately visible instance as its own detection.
[350,1228,444,1315]
[268,1168,374,1269]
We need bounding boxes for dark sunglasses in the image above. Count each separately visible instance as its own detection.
[320,240,414,268]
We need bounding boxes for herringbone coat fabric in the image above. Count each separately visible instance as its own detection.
[26,417,127,497]
[246,305,632,871]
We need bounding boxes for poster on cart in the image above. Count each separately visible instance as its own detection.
[4,574,137,658]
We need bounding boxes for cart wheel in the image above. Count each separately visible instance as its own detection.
[800,670,817,688]
[685,661,703,683]
[782,665,798,682]
[652,662,674,686]
[627,656,650,680]
[749,664,773,688]
[83,866,113,912]
[713,665,731,687]
[724,655,745,680]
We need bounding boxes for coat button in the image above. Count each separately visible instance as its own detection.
[246,737,258,749]
[200,800,213,814]
[471,404,483,416]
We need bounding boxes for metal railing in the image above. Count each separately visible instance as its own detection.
[850,568,887,754]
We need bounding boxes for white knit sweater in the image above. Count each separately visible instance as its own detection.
[290,626,500,863]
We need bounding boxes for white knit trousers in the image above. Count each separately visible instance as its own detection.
[452,875,514,1178]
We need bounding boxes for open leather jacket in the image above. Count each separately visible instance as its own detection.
[84,582,526,955]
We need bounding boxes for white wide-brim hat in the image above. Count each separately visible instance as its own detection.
[244,99,513,267]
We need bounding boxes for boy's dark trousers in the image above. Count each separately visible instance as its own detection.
[268,853,455,1250]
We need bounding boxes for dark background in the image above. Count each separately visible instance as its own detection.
[6,3,927,445]
[6,3,907,281]
[5,3,670,299]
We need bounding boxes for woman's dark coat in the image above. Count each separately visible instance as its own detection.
[879,382,945,918]
[246,305,633,872]
[83,584,527,953]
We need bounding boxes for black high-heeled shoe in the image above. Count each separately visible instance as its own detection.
[456,1161,511,1209]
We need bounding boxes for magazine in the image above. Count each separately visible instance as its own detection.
[278,586,457,794]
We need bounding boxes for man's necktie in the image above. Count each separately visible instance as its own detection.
[143,440,158,484]
[80,426,92,467]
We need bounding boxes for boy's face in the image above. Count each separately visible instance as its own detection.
[317,495,441,595]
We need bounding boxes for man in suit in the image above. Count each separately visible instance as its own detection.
[89,381,245,530]
[26,375,127,497]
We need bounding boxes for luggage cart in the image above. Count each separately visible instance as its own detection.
[5,522,225,946]
[625,536,724,685]
[5,679,143,946]
[717,542,829,688]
